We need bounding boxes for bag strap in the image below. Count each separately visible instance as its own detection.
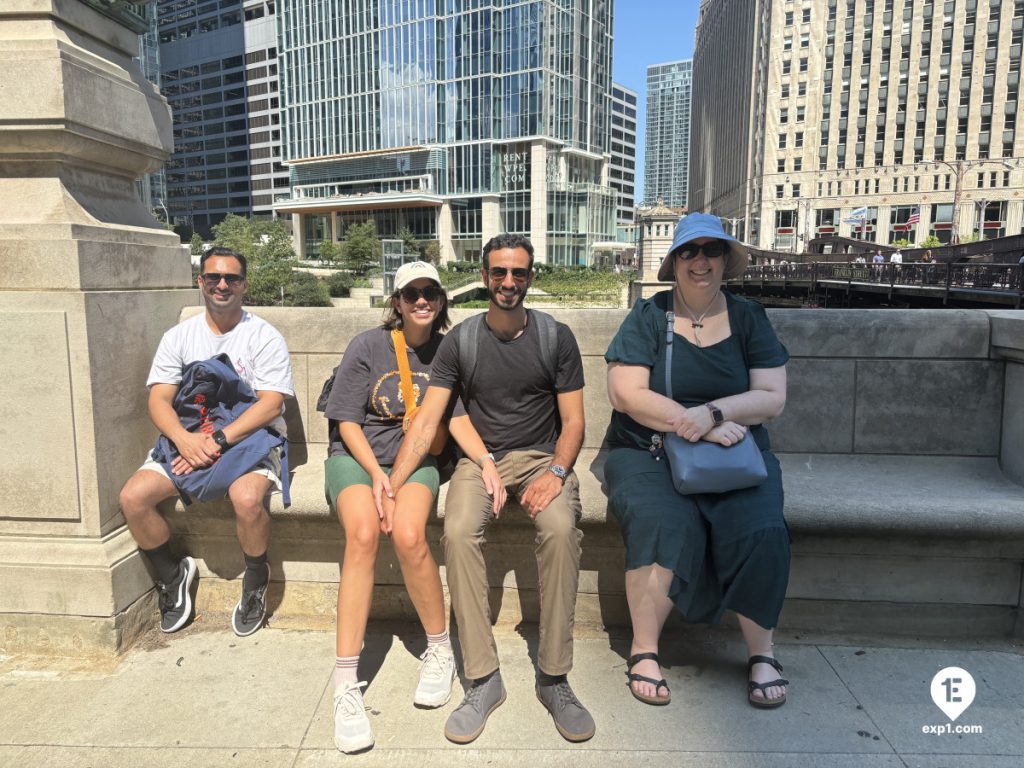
[532,309,560,384]
[391,329,418,432]
[458,310,558,392]
[457,313,485,393]
[664,296,675,401]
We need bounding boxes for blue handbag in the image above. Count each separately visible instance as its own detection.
[659,299,767,495]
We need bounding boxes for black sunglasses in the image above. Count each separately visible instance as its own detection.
[676,241,728,260]
[487,266,530,281]
[400,285,443,303]
[200,272,244,287]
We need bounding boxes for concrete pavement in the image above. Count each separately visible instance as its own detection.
[1,617,1022,768]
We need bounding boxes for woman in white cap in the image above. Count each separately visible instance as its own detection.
[322,261,488,752]
[604,213,791,709]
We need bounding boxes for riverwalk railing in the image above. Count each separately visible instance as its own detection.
[730,262,1024,307]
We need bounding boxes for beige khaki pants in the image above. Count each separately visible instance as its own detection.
[442,449,583,680]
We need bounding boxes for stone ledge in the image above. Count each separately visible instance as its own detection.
[174,450,1024,547]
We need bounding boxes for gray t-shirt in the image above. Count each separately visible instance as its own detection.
[325,327,461,464]
[429,310,585,458]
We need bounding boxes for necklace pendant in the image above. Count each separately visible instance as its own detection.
[691,322,703,329]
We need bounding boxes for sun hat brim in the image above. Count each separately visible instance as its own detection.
[657,213,750,282]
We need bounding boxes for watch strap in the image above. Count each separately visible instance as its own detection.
[705,402,724,426]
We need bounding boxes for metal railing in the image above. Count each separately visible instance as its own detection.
[733,262,1024,294]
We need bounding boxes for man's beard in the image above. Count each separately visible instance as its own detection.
[487,282,528,311]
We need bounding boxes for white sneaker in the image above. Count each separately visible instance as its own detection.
[414,643,457,707]
[333,680,373,753]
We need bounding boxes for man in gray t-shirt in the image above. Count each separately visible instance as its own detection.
[379,234,593,746]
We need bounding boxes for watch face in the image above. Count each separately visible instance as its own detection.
[549,464,567,479]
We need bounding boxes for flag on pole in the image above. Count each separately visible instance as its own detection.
[843,206,868,224]
[906,206,920,226]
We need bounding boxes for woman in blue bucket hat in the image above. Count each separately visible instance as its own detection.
[603,213,792,708]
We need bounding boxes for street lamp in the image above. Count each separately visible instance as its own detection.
[155,197,169,225]
[933,159,1014,244]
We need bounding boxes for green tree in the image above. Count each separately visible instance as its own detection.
[396,226,419,257]
[919,234,941,249]
[283,271,331,307]
[419,239,441,264]
[210,214,334,306]
[341,220,382,274]
[893,238,910,248]
[327,271,355,297]
[190,233,204,257]
[318,239,340,265]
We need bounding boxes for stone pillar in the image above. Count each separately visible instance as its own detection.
[481,194,501,246]
[291,213,306,258]
[530,140,549,262]
[0,1,190,655]
[437,201,455,264]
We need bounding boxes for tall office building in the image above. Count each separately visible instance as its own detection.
[135,2,168,217]
[275,0,616,265]
[611,83,639,225]
[156,1,289,237]
[691,0,1023,252]
[644,60,692,209]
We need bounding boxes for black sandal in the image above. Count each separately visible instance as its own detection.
[747,655,788,709]
[626,652,671,705]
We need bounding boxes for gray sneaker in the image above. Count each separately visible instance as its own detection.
[231,563,270,637]
[444,670,506,744]
[157,556,197,634]
[536,676,595,742]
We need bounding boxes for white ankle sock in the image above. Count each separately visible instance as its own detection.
[334,655,359,690]
[426,630,451,650]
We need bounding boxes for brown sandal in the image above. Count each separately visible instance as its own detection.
[626,653,671,706]
[747,655,788,708]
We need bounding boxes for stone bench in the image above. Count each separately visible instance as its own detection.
[166,305,1024,640]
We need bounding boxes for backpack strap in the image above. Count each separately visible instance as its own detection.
[457,313,486,395]
[530,309,560,384]
[457,311,560,394]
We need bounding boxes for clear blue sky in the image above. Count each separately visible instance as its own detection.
[612,2,700,203]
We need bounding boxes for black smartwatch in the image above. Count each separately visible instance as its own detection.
[212,430,230,450]
[705,403,724,426]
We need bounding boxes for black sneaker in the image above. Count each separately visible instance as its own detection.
[157,556,197,634]
[231,562,270,637]
[536,676,595,742]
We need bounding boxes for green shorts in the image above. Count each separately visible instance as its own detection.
[324,454,439,511]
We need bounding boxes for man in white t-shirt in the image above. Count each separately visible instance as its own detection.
[119,247,294,637]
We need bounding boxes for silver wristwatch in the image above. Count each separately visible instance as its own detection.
[547,464,568,481]
[478,452,496,467]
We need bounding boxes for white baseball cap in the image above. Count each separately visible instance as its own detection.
[394,261,441,291]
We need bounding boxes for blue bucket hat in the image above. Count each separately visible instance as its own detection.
[657,213,750,282]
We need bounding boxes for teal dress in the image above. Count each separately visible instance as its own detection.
[604,290,791,629]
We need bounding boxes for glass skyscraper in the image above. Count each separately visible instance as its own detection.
[156,1,289,238]
[644,59,692,209]
[275,0,616,265]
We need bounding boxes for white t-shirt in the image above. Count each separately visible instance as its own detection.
[147,312,294,435]
[890,252,903,264]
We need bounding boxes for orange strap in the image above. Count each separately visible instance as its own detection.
[392,330,418,432]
